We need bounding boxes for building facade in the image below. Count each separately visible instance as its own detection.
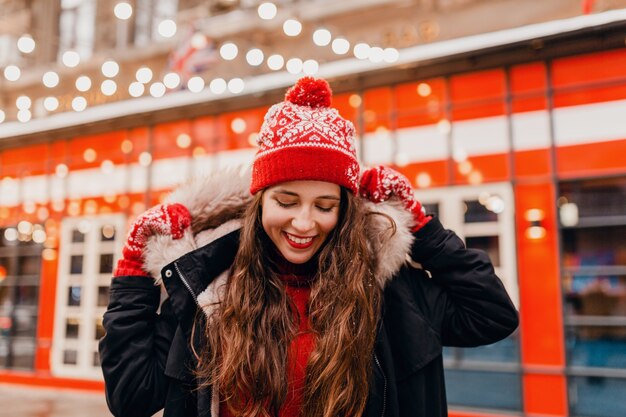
[1,1,626,417]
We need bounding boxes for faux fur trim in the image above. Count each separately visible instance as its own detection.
[144,166,416,288]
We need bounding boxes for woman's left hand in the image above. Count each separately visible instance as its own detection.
[359,165,430,232]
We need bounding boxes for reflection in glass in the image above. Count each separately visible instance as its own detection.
[99,254,114,274]
[569,377,626,417]
[566,326,626,369]
[63,349,78,365]
[445,369,522,411]
[465,235,501,267]
[67,286,81,306]
[97,286,109,307]
[422,203,439,218]
[71,229,85,243]
[14,286,38,306]
[70,255,83,274]
[65,318,79,339]
[464,200,499,223]
[93,350,100,367]
[17,256,40,276]
[95,319,105,340]
[446,332,520,364]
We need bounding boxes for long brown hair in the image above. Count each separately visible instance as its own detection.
[196,187,382,417]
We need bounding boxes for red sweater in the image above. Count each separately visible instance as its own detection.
[220,257,316,417]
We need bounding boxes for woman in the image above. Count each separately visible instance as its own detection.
[100,77,518,417]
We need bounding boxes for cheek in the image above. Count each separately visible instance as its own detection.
[261,209,285,235]
[319,213,340,235]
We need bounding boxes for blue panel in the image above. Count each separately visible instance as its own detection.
[569,377,626,417]
[445,369,522,411]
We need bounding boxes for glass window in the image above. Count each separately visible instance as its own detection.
[65,319,79,339]
[63,349,78,365]
[99,254,114,274]
[466,235,501,267]
[445,369,522,410]
[559,177,626,416]
[70,255,83,274]
[71,229,85,243]
[58,0,96,61]
[101,225,116,241]
[464,199,499,223]
[67,286,81,306]
[97,286,109,307]
[134,0,179,46]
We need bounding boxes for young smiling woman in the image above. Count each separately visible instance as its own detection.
[100,77,519,417]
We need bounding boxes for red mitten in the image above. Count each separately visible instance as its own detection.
[359,165,430,232]
[114,203,192,277]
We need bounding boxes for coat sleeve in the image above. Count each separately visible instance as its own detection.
[99,276,177,417]
[409,217,519,347]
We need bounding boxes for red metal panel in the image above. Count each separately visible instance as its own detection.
[556,138,626,177]
[515,183,567,416]
[513,149,551,178]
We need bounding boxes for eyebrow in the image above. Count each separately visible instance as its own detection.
[272,190,341,201]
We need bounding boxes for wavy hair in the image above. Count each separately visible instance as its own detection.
[195,187,383,417]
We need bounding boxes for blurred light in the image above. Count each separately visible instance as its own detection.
[4,65,20,81]
[0,110,5,123]
[42,71,60,88]
[302,59,319,75]
[258,2,277,20]
[191,33,207,49]
[246,48,264,66]
[136,67,153,84]
[121,140,133,154]
[16,95,31,110]
[468,171,483,184]
[55,163,68,178]
[62,51,80,68]
[353,43,370,59]
[17,34,36,53]
[286,57,303,74]
[4,228,18,242]
[283,19,302,36]
[114,2,133,20]
[437,119,451,135]
[17,221,33,234]
[42,248,57,261]
[417,83,431,97]
[486,195,505,214]
[149,82,166,97]
[525,208,545,222]
[416,172,432,188]
[313,28,331,46]
[138,152,152,166]
[368,46,384,63]
[33,229,47,244]
[192,146,206,157]
[102,224,116,239]
[228,78,244,94]
[78,220,91,234]
[158,19,177,38]
[220,42,238,60]
[395,152,410,167]
[23,201,36,214]
[102,60,120,77]
[17,109,31,122]
[331,38,350,55]
[231,117,246,133]
[187,76,205,92]
[101,160,115,174]
[101,79,117,96]
[72,96,87,112]
[560,203,579,227]
[163,72,180,89]
[525,226,546,240]
[128,81,144,97]
[76,75,92,91]
[248,133,259,147]
[176,133,191,148]
[267,54,284,70]
[349,94,362,108]
[383,47,399,63]
[458,160,472,175]
[209,78,226,94]
[83,148,97,162]
[43,97,59,111]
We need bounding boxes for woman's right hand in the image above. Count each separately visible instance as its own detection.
[113,203,191,277]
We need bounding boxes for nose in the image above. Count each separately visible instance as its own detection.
[291,208,315,233]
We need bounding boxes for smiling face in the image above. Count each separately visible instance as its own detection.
[261,180,341,264]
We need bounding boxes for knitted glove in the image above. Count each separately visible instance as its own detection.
[113,203,192,277]
[359,165,430,232]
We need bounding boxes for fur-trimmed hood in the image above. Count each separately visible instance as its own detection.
[143,166,417,290]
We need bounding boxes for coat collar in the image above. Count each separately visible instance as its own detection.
[143,166,416,289]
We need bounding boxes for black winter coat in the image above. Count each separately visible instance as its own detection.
[100,217,519,417]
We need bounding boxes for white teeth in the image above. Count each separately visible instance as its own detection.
[286,234,313,244]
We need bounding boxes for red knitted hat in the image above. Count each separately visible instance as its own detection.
[250,77,359,194]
